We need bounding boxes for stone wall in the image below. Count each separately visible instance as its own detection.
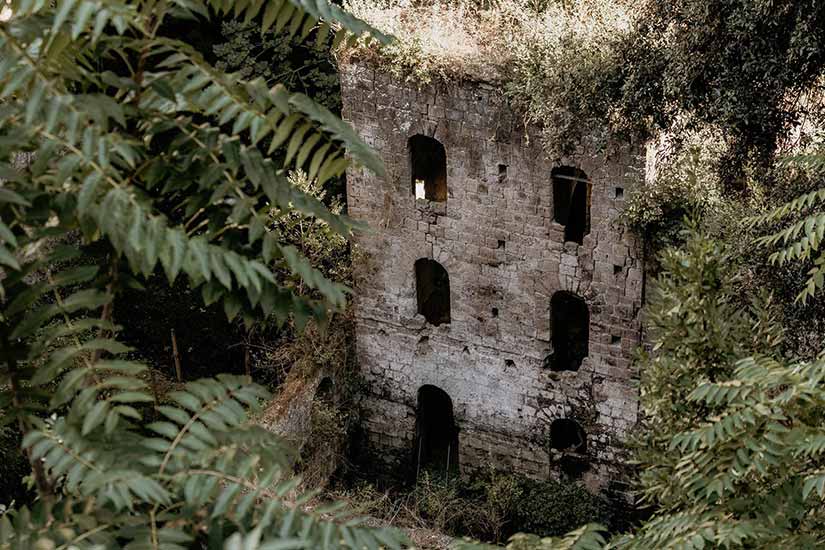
[340,61,645,492]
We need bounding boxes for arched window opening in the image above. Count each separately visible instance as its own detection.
[409,135,447,202]
[548,291,589,372]
[552,167,591,244]
[550,418,586,454]
[415,259,451,326]
[415,385,459,476]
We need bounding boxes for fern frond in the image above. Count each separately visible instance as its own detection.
[0,499,119,549]
[203,0,391,48]
[146,375,269,475]
[24,418,167,510]
[0,0,399,544]
[150,45,383,178]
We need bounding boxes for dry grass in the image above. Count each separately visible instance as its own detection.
[341,0,637,84]
[317,482,456,549]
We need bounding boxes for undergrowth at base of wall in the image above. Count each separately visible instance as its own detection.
[324,469,628,545]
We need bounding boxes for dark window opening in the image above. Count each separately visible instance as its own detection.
[415,259,451,326]
[497,240,506,249]
[409,135,447,202]
[550,418,586,453]
[498,164,508,182]
[415,385,459,476]
[613,264,623,275]
[505,359,515,367]
[548,291,589,372]
[552,167,591,244]
[615,186,624,199]
[492,307,499,318]
[611,335,621,345]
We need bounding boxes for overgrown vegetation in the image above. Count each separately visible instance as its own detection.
[6,0,825,547]
[214,21,342,112]
[574,219,825,548]
[345,0,825,190]
[333,470,611,546]
[0,0,411,546]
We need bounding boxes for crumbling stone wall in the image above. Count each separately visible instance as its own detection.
[340,61,645,492]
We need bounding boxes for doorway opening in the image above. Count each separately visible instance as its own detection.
[415,385,459,477]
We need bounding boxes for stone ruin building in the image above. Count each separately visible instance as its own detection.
[339,60,646,493]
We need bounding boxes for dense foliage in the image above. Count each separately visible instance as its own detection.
[0,0,412,545]
[348,0,825,192]
[508,0,825,189]
[750,152,825,304]
[214,20,341,112]
[611,0,825,188]
[416,471,611,543]
[614,226,825,548]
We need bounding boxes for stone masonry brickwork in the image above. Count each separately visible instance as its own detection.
[340,61,646,492]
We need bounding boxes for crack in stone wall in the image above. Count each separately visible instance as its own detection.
[340,62,646,493]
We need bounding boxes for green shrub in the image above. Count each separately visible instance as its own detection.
[508,477,611,540]
[0,0,408,544]
[615,226,825,548]
[411,472,470,534]
[621,140,725,249]
[409,470,611,543]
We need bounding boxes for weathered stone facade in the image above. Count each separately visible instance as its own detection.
[340,61,645,492]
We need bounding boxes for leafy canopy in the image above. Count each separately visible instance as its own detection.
[0,0,409,546]
[750,152,825,304]
[615,225,825,549]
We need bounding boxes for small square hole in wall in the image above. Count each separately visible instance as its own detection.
[497,240,506,249]
[613,264,623,275]
[615,187,624,199]
[498,164,508,182]
[611,335,621,345]
[492,307,499,318]
[505,359,515,367]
